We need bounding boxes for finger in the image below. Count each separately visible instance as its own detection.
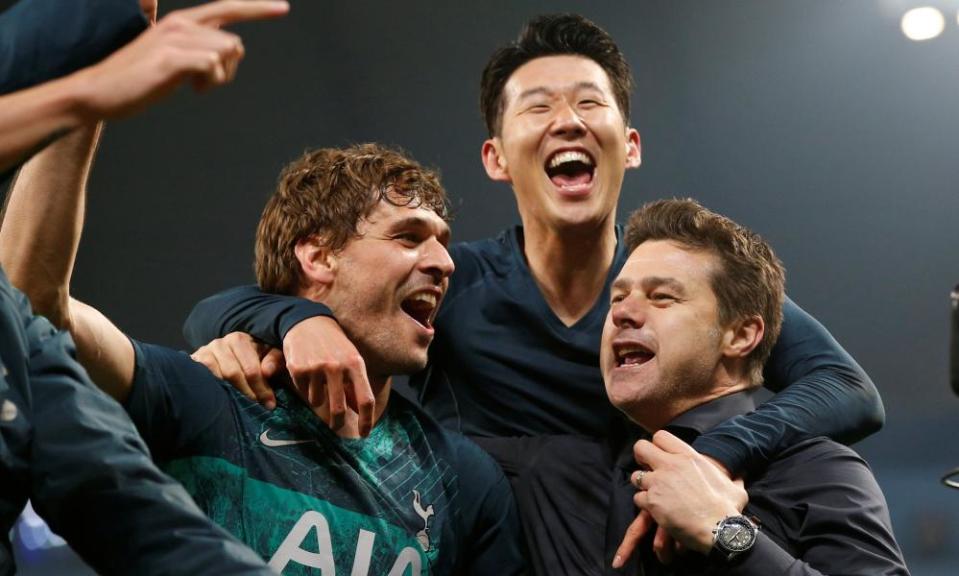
[630,468,650,490]
[191,348,223,379]
[348,358,374,437]
[325,368,346,430]
[288,361,312,404]
[260,348,284,378]
[634,489,650,511]
[653,525,674,565]
[612,509,654,569]
[634,438,672,470]
[230,337,275,409]
[179,0,290,28]
[651,429,699,456]
[209,342,256,400]
[190,51,228,92]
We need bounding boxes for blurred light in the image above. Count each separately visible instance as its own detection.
[16,501,65,552]
[900,7,945,41]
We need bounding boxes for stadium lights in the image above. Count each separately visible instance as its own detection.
[901,6,946,41]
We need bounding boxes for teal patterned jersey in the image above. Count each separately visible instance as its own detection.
[125,340,525,575]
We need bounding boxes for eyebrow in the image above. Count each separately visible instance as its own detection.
[611,276,687,295]
[516,81,606,103]
[387,215,451,244]
[641,276,687,295]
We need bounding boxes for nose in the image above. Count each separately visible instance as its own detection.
[610,295,645,330]
[550,100,587,139]
[420,237,455,283]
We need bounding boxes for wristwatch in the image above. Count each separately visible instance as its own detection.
[711,515,759,560]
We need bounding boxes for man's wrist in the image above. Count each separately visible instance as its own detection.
[710,514,759,561]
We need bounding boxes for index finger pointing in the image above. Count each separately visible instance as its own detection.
[179,0,290,28]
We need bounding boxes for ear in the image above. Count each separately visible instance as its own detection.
[721,315,764,360]
[624,127,642,169]
[294,235,336,295]
[481,138,512,183]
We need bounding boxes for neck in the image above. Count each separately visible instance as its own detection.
[521,216,618,326]
[310,374,392,438]
[630,367,753,433]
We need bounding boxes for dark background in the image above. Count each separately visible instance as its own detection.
[8,0,959,573]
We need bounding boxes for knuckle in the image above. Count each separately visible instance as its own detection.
[224,331,250,344]
[344,354,364,370]
[355,392,375,407]
[322,360,343,374]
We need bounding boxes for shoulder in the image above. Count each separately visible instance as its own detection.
[131,339,216,383]
[127,339,236,409]
[449,229,520,285]
[755,437,884,504]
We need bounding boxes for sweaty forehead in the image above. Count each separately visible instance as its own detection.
[361,199,449,234]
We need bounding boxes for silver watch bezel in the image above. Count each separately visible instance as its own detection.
[712,515,758,559]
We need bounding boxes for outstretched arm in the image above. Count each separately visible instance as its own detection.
[0,0,289,174]
[0,0,291,400]
[692,296,884,477]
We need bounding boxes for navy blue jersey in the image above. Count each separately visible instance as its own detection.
[184,226,883,476]
[126,340,524,575]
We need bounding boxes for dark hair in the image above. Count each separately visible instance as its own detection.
[625,199,786,384]
[480,13,633,136]
[255,143,449,294]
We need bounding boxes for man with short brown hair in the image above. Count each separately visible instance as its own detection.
[603,198,908,575]
[3,135,524,573]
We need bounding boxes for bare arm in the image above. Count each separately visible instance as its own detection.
[1,123,136,401]
[0,0,289,174]
[0,0,290,400]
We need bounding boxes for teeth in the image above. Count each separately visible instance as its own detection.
[616,345,651,360]
[549,150,593,169]
[408,292,437,308]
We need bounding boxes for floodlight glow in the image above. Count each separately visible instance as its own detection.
[900,7,945,41]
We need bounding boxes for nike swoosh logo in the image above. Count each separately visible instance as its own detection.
[259,429,315,448]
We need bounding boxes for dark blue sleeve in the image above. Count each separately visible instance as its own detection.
[451,436,527,575]
[0,0,147,95]
[124,339,234,463]
[183,284,334,349]
[693,296,885,477]
[18,293,272,574]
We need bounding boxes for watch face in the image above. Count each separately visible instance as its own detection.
[720,517,756,552]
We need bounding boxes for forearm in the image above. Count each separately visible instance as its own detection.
[693,297,884,476]
[184,285,333,348]
[0,121,101,325]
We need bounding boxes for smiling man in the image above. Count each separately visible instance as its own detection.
[601,199,908,575]
[2,137,524,574]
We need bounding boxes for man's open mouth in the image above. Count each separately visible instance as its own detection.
[613,342,655,368]
[400,291,439,329]
[545,149,595,189]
